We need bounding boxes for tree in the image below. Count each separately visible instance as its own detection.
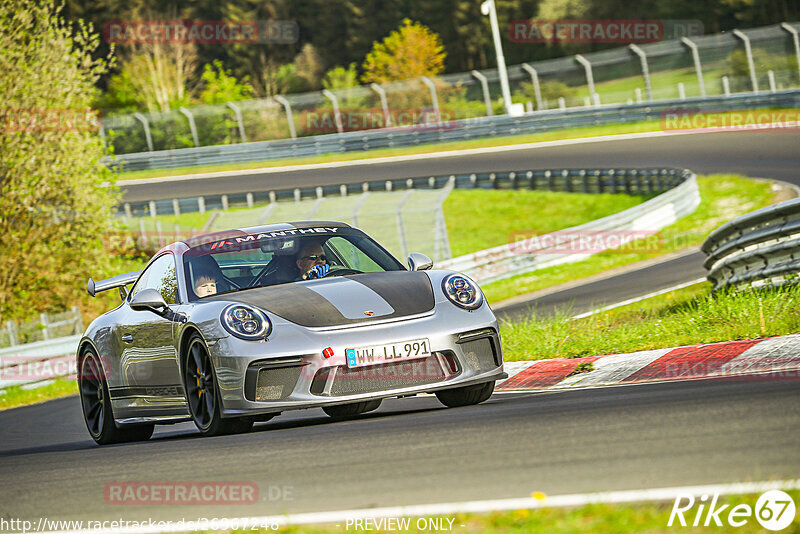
[322,63,360,90]
[199,60,254,104]
[0,0,117,319]
[361,18,446,83]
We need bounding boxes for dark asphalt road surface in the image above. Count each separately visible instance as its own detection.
[1,375,798,524]
[120,130,800,202]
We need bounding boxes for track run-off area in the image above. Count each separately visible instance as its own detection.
[1,127,799,529]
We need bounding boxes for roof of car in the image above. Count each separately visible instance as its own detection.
[180,221,354,249]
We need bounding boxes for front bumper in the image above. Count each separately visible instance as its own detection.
[209,306,505,417]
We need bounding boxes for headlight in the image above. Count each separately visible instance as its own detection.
[221,304,271,340]
[442,274,484,310]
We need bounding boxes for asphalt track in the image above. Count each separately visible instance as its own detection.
[0,375,798,524]
[119,130,800,202]
[1,130,799,528]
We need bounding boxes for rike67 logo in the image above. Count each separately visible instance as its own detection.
[669,490,796,531]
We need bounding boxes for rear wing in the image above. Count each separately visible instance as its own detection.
[87,271,141,298]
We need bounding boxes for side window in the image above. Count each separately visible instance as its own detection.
[130,254,178,304]
[325,237,382,272]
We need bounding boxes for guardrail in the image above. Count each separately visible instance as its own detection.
[0,335,81,390]
[439,169,699,284]
[108,90,800,172]
[702,197,800,290]
[1,306,82,347]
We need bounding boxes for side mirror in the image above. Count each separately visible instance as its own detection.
[408,253,433,271]
[130,288,168,315]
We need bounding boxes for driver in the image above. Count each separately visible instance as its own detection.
[295,240,329,280]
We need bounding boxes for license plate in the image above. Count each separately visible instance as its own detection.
[345,338,431,369]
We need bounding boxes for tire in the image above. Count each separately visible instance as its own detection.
[435,381,495,408]
[322,399,382,418]
[183,333,253,437]
[79,348,154,445]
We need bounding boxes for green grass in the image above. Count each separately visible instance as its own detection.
[0,379,78,411]
[444,190,647,257]
[483,174,775,305]
[499,282,800,362]
[114,108,796,181]
[242,490,800,533]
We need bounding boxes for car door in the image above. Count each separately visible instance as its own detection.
[116,253,183,397]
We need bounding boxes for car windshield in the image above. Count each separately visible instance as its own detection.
[183,226,405,301]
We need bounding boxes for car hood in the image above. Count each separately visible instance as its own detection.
[207,271,435,327]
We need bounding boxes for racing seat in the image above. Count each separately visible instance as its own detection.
[186,255,233,299]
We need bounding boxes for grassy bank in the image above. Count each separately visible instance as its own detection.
[0,379,77,411]
[483,174,775,305]
[499,282,800,362]
[115,108,796,181]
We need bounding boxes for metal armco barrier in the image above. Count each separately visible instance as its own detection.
[0,335,81,390]
[439,169,699,284]
[702,197,800,290]
[107,90,800,172]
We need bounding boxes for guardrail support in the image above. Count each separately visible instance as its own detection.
[178,107,200,147]
[471,70,494,117]
[521,63,545,111]
[420,76,441,125]
[733,29,759,93]
[628,45,653,102]
[370,83,392,127]
[781,23,800,83]
[274,96,297,139]
[225,102,247,143]
[574,54,597,106]
[132,112,154,152]
[681,37,706,97]
[768,70,777,92]
[322,89,344,134]
[722,76,731,96]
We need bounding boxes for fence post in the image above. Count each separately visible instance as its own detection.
[733,29,759,93]
[221,195,229,211]
[574,55,597,106]
[558,97,566,110]
[681,37,706,97]
[768,70,777,92]
[198,196,206,214]
[322,89,344,134]
[781,23,800,83]
[628,44,652,102]
[274,95,297,139]
[370,83,392,127]
[722,76,731,96]
[72,305,83,334]
[225,101,247,143]
[471,70,494,117]
[420,76,441,125]
[678,82,686,99]
[246,193,254,208]
[172,199,181,216]
[178,107,200,147]
[6,321,18,346]
[521,63,545,111]
[149,200,157,218]
[124,203,132,218]
[132,112,154,152]
[40,313,50,341]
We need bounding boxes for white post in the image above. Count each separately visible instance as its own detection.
[481,0,513,114]
[681,37,706,97]
[370,83,392,127]
[172,198,181,216]
[678,82,686,99]
[225,102,247,143]
[246,193,254,208]
[221,195,229,211]
[198,196,206,214]
[574,54,596,106]
[768,70,777,92]
[274,95,297,139]
[40,313,50,341]
[781,23,800,83]
[733,29,759,93]
[132,112,154,152]
[178,107,200,147]
[635,88,643,103]
[322,89,344,134]
[521,63,545,110]
[628,44,653,102]
[149,200,157,218]
[722,76,731,96]
[471,70,494,116]
[558,97,566,110]
[420,76,441,125]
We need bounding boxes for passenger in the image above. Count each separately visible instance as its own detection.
[194,274,217,297]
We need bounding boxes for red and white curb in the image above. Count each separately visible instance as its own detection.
[498,334,800,391]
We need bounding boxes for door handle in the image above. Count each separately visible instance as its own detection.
[122,333,134,344]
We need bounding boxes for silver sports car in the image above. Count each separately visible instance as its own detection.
[79,222,505,444]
